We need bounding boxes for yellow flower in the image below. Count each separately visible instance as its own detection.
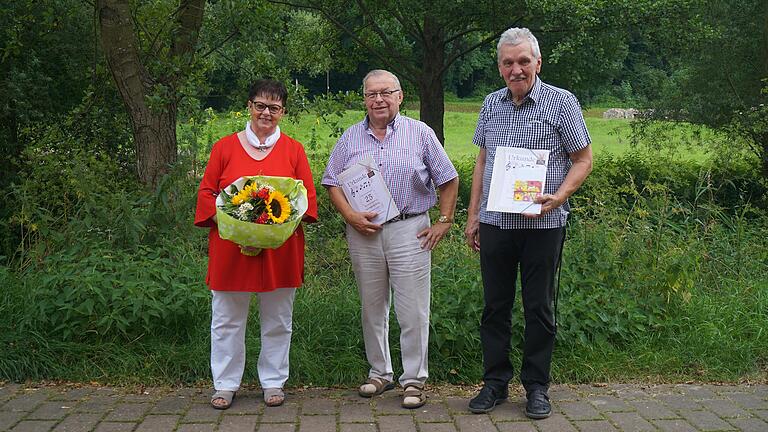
[266,190,292,224]
[231,188,250,205]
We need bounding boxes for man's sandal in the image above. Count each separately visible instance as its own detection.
[358,377,396,397]
[264,388,285,407]
[210,390,235,410]
[402,384,426,409]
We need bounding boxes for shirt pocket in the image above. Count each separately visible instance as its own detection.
[526,119,560,150]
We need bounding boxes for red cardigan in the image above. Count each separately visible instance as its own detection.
[194,133,318,292]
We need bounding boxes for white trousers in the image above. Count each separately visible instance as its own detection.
[345,213,431,387]
[210,288,296,391]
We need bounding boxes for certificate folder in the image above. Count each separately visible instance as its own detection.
[338,156,400,225]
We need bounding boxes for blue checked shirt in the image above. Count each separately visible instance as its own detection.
[322,114,458,215]
[474,77,591,229]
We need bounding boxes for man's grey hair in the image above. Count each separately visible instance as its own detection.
[362,69,401,92]
[497,27,541,61]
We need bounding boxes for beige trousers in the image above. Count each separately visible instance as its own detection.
[345,213,431,387]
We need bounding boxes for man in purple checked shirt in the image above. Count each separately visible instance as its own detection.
[322,69,458,409]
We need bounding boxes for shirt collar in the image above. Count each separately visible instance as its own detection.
[503,75,541,105]
[364,113,401,132]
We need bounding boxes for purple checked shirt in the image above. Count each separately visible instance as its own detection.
[322,114,458,215]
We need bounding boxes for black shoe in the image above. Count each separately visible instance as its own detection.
[468,386,508,414]
[525,389,551,419]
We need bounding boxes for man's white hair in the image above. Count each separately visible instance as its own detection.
[362,69,402,92]
[497,27,541,61]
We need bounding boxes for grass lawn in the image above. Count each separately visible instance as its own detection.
[182,104,710,162]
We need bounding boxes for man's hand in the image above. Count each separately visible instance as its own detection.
[464,216,480,251]
[523,193,565,219]
[417,222,451,250]
[346,211,382,235]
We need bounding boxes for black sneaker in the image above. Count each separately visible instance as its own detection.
[468,386,508,414]
[525,389,551,419]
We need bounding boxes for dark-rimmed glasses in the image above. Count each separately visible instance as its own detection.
[363,89,401,100]
[249,101,284,115]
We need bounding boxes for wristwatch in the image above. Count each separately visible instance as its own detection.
[437,215,454,224]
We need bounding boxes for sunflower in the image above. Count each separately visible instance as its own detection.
[266,190,292,224]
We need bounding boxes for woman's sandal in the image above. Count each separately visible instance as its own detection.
[401,384,426,409]
[210,390,236,410]
[264,388,285,407]
[359,377,396,398]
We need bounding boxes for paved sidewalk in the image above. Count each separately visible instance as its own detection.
[1,382,766,431]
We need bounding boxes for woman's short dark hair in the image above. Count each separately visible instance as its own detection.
[248,79,288,106]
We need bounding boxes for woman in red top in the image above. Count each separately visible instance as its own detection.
[195,79,318,410]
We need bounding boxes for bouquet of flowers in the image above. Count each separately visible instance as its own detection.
[215,176,309,256]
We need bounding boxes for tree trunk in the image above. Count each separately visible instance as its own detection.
[96,0,183,187]
[418,15,446,145]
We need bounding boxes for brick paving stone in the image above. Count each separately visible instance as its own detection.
[489,400,528,421]
[182,404,222,423]
[103,402,151,422]
[727,417,768,432]
[93,423,136,432]
[418,423,458,432]
[9,420,56,432]
[300,398,336,415]
[455,414,498,432]
[628,400,679,420]
[558,401,604,420]
[588,395,633,412]
[134,415,180,432]
[339,423,377,432]
[549,386,580,401]
[75,396,119,413]
[3,390,51,412]
[219,414,259,432]
[534,413,578,432]
[27,402,75,420]
[604,412,656,432]
[225,395,262,416]
[444,397,469,413]
[49,388,94,402]
[573,420,618,431]
[177,424,216,432]
[752,409,768,421]
[678,409,736,431]
[495,422,538,432]
[373,394,408,415]
[608,384,651,400]
[121,393,156,403]
[299,414,335,432]
[0,385,22,403]
[412,401,452,422]
[658,394,704,411]
[652,419,698,432]
[339,401,374,423]
[699,399,752,418]
[257,424,297,432]
[377,414,417,432]
[727,393,768,410]
[0,411,26,431]
[51,413,102,432]
[151,395,192,414]
[676,385,719,400]
[260,402,299,423]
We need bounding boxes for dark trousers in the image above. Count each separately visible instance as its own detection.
[478,224,565,394]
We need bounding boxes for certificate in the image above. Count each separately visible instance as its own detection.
[487,147,550,214]
[338,156,400,225]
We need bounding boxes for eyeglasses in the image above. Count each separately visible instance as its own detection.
[249,101,283,115]
[363,89,401,100]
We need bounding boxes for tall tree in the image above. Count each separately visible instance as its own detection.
[96,0,205,187]
[269,0,524,144]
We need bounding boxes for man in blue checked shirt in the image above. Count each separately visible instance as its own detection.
[322,69,459,409]
[465,28,593,418]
